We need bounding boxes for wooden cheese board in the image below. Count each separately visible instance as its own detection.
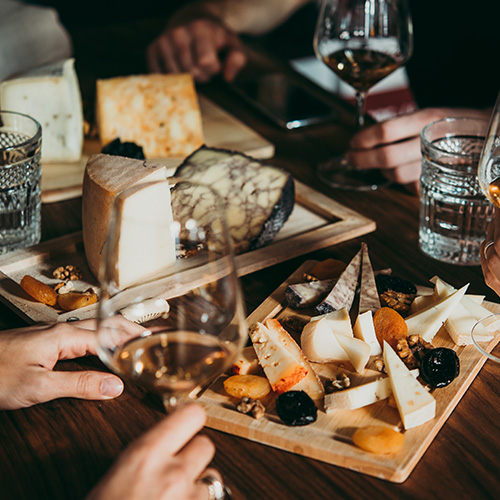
[0,181,375,323]
[41,96,275,203]
[198,260,500,483]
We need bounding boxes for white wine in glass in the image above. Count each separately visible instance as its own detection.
[314,0,413,190]
[96,179,247,412]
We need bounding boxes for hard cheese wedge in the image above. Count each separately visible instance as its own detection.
[229,346,260,375]
[405,285,468,342]
[353,310,382,356]
[108,181,176,289]
[359,242,381,314]
[383,342,436,430]
[249,319,324,401]
[0,58,83,162]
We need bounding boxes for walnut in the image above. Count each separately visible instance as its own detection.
[54,281,75,294]
[236,397,265,419]
[373,357,385,373]
[396,335,433,369]
[325,372,351,393]
[380,290,415,316]
[53,265,83,281]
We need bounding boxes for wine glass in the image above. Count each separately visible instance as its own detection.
[314,0,413,190]
[471,314,500,364]
[96,178,248,412]
[478,90,500,206]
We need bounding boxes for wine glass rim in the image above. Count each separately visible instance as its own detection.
[471,314,500,363]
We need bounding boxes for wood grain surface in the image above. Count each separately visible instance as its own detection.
[0,50,499,500]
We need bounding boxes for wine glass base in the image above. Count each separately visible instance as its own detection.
[317,157,391,191]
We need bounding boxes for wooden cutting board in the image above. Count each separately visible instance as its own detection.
[41,96,275,203]
[199,260,500,483]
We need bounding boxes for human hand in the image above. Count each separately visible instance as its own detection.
[0,318,143,410]
[147,17,247,83]
[345,107,490,192]
[87,404,219,500]
[481,207,500,296]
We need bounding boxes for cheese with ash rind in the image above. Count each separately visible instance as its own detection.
[285,279,335,309]
[0,58,83,162]
[82,154,170,280]
[174,146,294,254]
[359,242,381,314]
[383,342,436,430]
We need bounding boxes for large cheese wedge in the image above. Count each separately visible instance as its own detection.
[359,242,381,314]
[96,73,203,158]
[301,317,349,363]
[82,154,171,280]
[353,310,382,356]
[383,342,436,430]
[0,58,83,162]
[106,181,176,289]
[405,285,468,342]
[249,319,324,401]
[174,146,294,254]
[325,369,418,412]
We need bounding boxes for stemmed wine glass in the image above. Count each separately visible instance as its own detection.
[96,178,248,412]
[314,0,413,190]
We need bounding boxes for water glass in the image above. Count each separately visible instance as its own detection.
[0,111,42,254]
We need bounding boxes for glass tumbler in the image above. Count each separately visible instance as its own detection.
[0,111,42,254]
[419,117,493,265]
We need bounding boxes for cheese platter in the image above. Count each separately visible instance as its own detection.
[198,258,500,483]
[0,181,375,324]
[41,96,275,203]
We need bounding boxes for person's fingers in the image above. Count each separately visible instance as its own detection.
[155,34,182,74]
[380,160,422,185]
[169,26,200,77]
[37,370,124,404]
[347,136,421,171]
[132,404,207,459]
[195,468,224,500]
[146,41,163,73]
[222,48,247,82]
[176,434,215,480]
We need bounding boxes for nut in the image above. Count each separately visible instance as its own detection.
[374,357,385,373]
[54,281,75,294]
[380,290,415,316]
[53,265,83,281]
[325,372,351,393]
[236,397,266,419]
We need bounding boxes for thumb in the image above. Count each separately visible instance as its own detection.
[43,370,124,403]
[222,48,247,82]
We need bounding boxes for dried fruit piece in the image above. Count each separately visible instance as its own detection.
[20,275,58,306]
[373,307,408,349]
[376,274,417,295]
[223,374,271,400]
[305,259,346,281]
[419,347,460,388]
[352,426,405,454]
[275,390,317,426]
[57,290,98,311]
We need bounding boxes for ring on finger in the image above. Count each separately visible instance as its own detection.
[199,473,227,500]
[484,240,495,259]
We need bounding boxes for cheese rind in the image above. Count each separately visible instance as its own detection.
[0,58,83,162]
[383,342,436,430]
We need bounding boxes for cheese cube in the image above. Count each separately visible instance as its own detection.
[0,58,83,162]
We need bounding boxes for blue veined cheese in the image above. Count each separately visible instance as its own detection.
[174,146,294,254]
[0,58,83,162]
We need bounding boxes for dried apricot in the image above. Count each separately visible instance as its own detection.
[373,307,408,349]
[352,425,405,454]
[307,259,347,281]
[223,374,271,400]
[57,291,98,311]
[20,275,58,306]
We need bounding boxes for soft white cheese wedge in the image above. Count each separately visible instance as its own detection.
[353,310,382,356]
[301,317,349,363]
[310,308,353,337]
[110,181,176,289]
[250,320,324,400]
[325,369,418,412]
[0,58,83,162]
[405,285,468,342]
[335,335,371,373]
[409,294,435,315]
[383,342,436,430]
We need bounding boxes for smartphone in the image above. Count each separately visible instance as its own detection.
[231,72,338,130]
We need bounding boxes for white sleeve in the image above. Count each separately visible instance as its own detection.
[0,0,72,82]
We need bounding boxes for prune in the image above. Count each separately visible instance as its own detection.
[375,274,417,295]
[275,390,317,426]
[420,347,460,388]
[102,138,145,159]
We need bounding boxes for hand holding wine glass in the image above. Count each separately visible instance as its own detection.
[314,0,413,190]
[96,178,247,413]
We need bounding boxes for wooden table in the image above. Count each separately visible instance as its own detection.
[1,53,499,500]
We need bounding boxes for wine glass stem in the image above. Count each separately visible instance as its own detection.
[355,91,367,131]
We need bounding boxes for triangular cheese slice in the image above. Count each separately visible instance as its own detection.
[359,242,381,314]
[335,334,370,373]
[301,316,349,363]
[249,319,324,400]
[383,342,436,430]
[405,285,468,342]
[353,310,382,356]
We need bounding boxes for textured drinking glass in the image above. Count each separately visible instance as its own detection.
[419,117,493,265]
[0,111,42,254]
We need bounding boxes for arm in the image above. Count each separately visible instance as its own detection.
[346,107,492,192]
